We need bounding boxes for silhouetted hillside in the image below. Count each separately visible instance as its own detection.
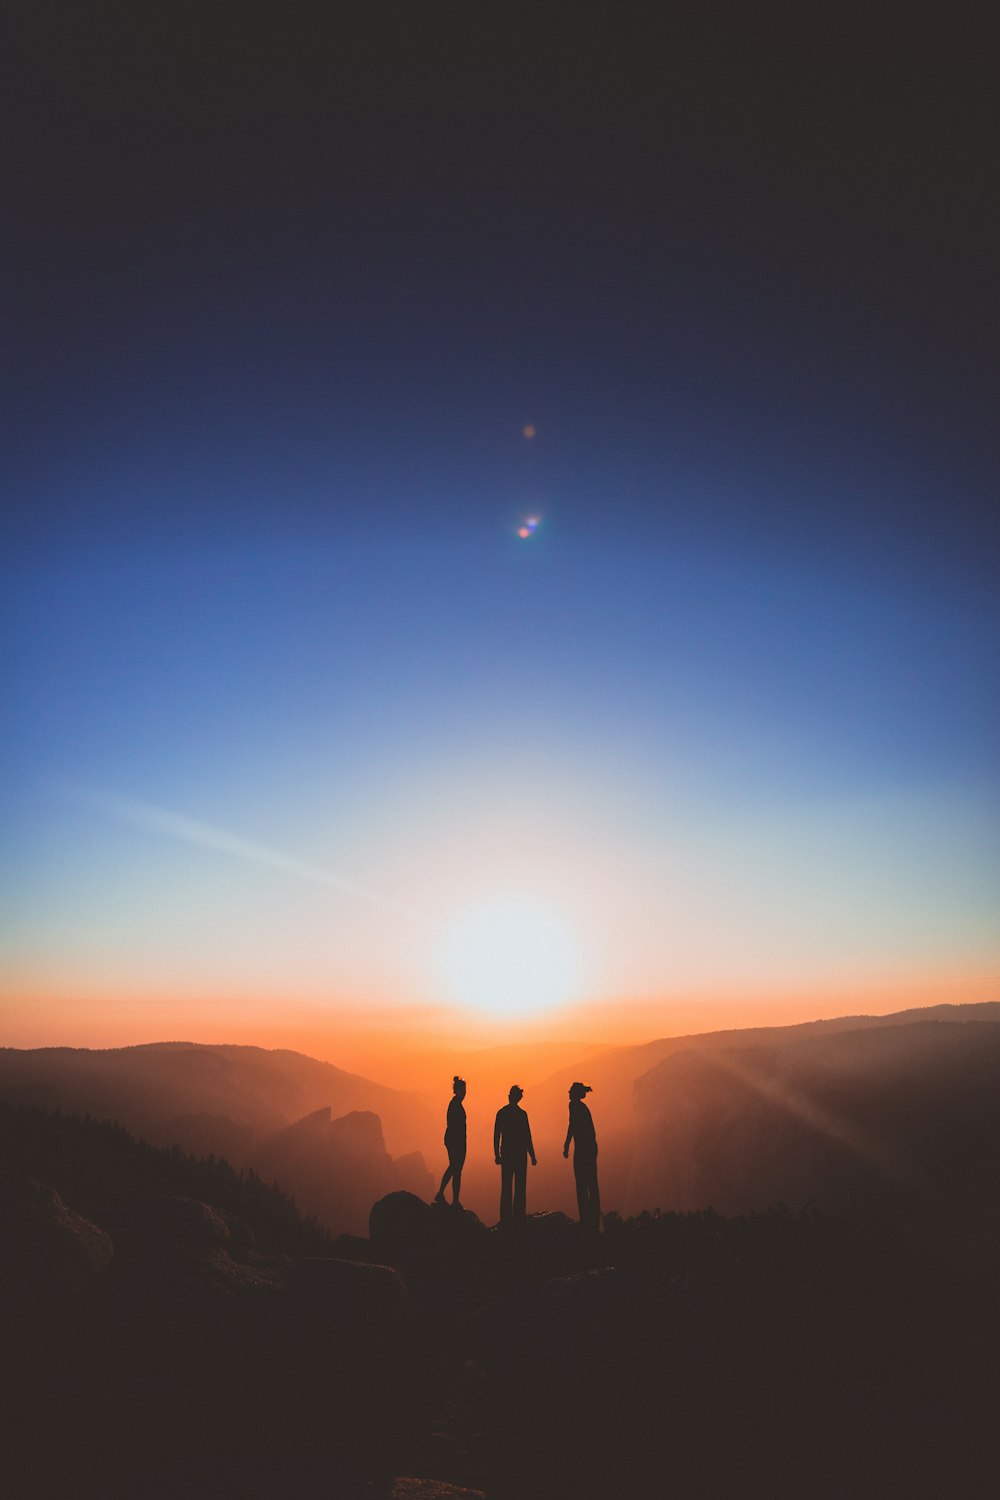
[0,1042,435,1234]
[628,1018,1000,1223]
[523,1001,1000,1218]
[0,1041,431,1157]
[0,1101,336,1255]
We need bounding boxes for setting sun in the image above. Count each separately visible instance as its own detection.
[439,897,582,1017]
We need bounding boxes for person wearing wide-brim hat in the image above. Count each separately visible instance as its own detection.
[563,1082,600,1230]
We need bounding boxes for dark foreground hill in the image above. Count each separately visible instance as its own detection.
[0,1101,336,1256]
[2,1107,998,1499]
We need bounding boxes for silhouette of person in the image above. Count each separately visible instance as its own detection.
[494,1085,536,1226]
[563,1081,600,1230]
[435,1075,467,1207]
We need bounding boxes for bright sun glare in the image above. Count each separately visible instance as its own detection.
[441,898,581,1017]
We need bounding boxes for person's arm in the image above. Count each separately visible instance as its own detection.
[494,1109,502,1165]
[527,1116,536,1165]
[563,1105,574,1158]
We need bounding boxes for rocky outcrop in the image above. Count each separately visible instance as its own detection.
[395,1148,437,1197]
[370,1192,491,1262]
[3,1183,423,1499]
[258,1108,433,1235]
[105,1193,238,1248]
[370,1189,432,1250]
[0,1172,113,1320]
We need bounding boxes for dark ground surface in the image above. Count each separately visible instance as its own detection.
[3,1106,999,1499]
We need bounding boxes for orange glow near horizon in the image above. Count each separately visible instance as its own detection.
[4,969,997,1090]
[7,763,997,1083]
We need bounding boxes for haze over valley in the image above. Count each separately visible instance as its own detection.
[5,1000,998,1234]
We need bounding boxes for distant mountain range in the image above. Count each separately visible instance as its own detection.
[0,1041,433,1233]
[3,1001,998,1231]
[628,1016,1000,1220]
[524,1000,1000,1218]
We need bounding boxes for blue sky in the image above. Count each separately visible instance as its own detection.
[4,5,998,1048]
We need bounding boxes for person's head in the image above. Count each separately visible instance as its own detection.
[568,1082,592,1100]
[509,1084,523,1103]
[453,1075,467,1099]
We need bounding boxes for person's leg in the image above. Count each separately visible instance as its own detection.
[500,1161,513,1224]
[575,1156,599,1228]
[573,1156,587,1223]
[436,1163,453,1202]
[589,1162,601,1229]
[451,1150,465,1205]
[582,1161,600,1229]
[513,1157,527,1220]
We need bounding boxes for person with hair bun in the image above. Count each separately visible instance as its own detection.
[434,1075,467,1207]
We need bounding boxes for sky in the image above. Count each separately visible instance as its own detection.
[4,5,999,1064]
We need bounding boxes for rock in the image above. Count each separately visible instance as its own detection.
[527,1209,575,1233]
[487,1208,576,1241]
[370,1189,430,1250]
[427,1200,489,1242]
[103,1194,233,1250]
[389,1482,486,1499]
[216,1206,255,1252]
[329,1230,372,1260]
[0,1174,113,1317]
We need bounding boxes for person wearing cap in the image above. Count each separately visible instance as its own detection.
[493,1085,537,1226]
[563,1082,600,1231]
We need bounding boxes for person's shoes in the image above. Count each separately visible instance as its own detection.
[433,1192,446,1204]
[451,1200,462,1210]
